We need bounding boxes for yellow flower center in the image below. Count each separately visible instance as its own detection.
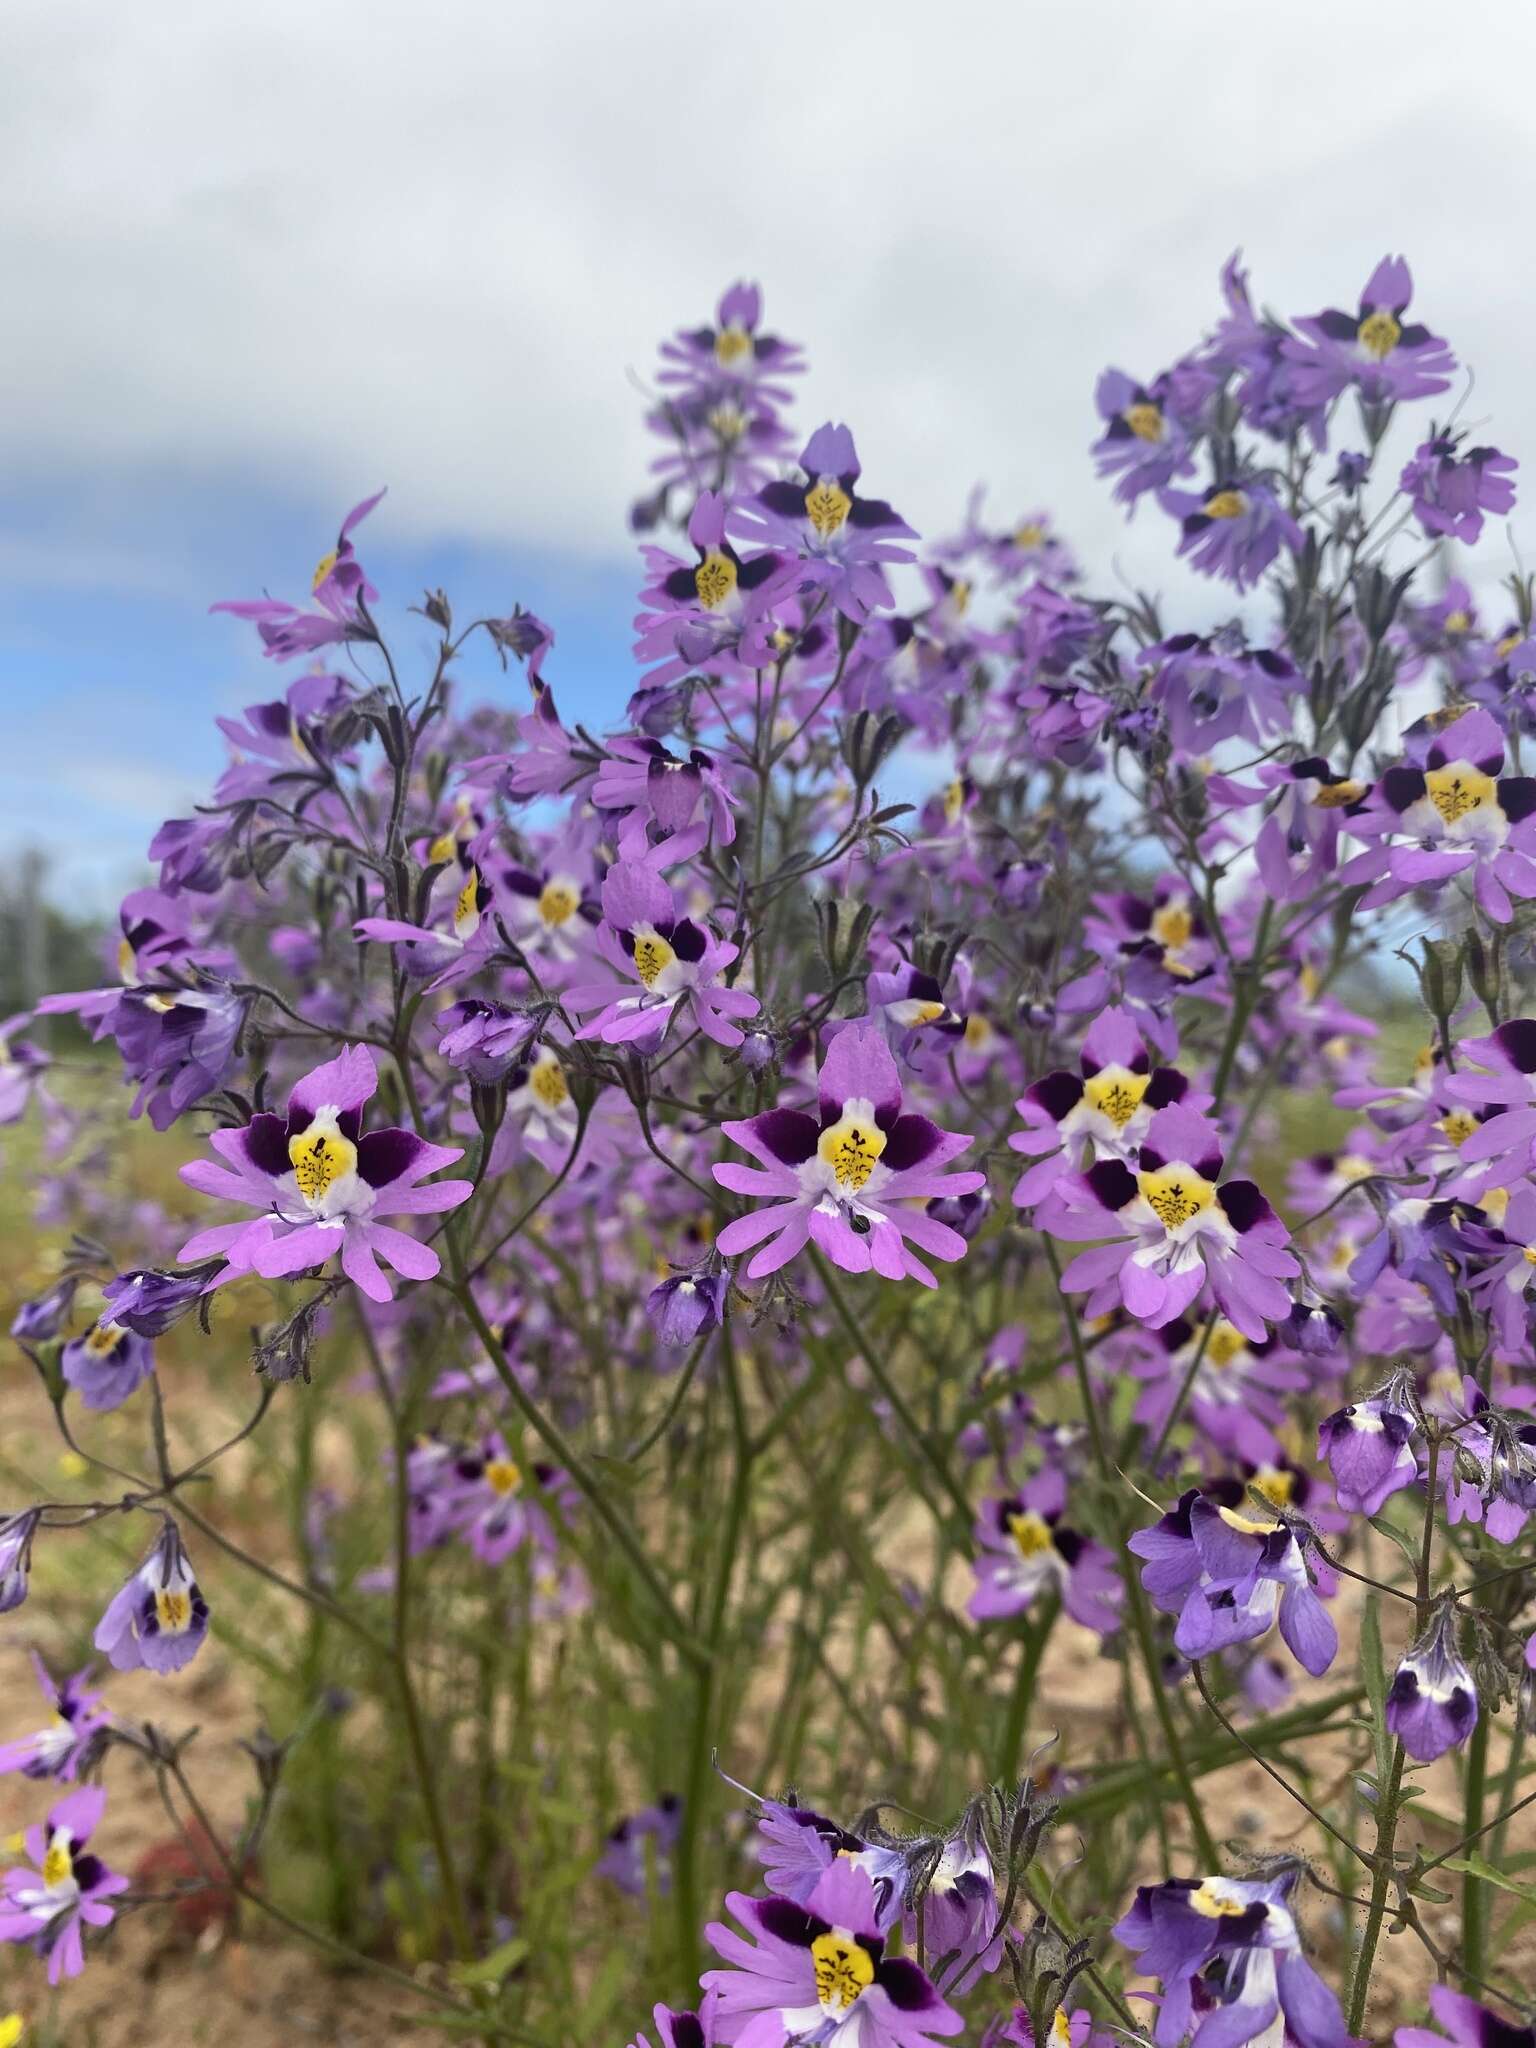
[155,1587,192,1633]
[1438,1109,1479,1148]
[453,871,483,941]
[41,1835,72,1890]
[485,1459,521,1497]
[117,936,138,981]
[714,325,751,367]
[1050,2012,1073,2048]
[964,1014,993,1051]
[805,480,852,538]
[1310,779,1365,809]
[1203,488,1248,520]
[1205,1321,1247,1369]
[1152,902,1193,951]
[1191,1880,1249,1918]
[1014,520,1047,548]
[810,1931,874,2012]
[288,1119,358,1200]
[1357,309,1401,359]
[537,879,580,927]
[84,1323,124,1358]
[312,548,338,590]
[1123,402,1164,443]
[694,549,738,612]
[1445,610,1471,635]
[818,1110,887,1192]
[708,403,746,442]
[943,777,967,826]
[1251,1466,1295,1508]
[631,928,677,989]
[1082,1066,1149,1130]
[528,1052,568,1110]
[1425,763,1496,826]
[1138,1166,1215,1229]
[948,578,972,615]
[1008,1510,1052,1559]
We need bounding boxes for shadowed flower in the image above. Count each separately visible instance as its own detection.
[0,1658,108,1783]
[1112,1866,1354,2048]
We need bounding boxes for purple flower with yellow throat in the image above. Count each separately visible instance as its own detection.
[1285,254,1455,407]
[712,1021,984,1286]
[93,1520,209,1675]
[0,1784,127,1984]
[176,1042,472,1304]
[1340,707,1536,925]
[211,488,386,660]
[1112,1865,1354,2048]
[1042,1104,1297,1341]
[729,423,917,624]
[702,1859,962,2048]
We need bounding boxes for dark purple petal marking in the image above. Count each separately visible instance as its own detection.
[881,1115,944,1172]
[1085,1158,1138,1211]
[747,1109,820,1165]
[1217,1179,1276,1233]
[357,1128,428,1189]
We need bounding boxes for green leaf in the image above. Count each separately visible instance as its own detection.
[1360,1595,1391,1783]
[449,1936,530,1988]
[1439,1854,1536,1905]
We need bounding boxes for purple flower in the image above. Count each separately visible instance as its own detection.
[628,1997,726,2048]
[1158,480,1302,592]
[1129,1490,1337,1677]
[436,999,537,1084]
[100,1266,214,1338]
[729,423,918,625]
[1092,369,1195,506]
[1316,1374,1419,1516]
[1286,255,1456,408]
[702,1860,962,2048]
[592,735,740,857]
[967,1490,1121,1634]
[1397,1988,1533,2048]
[0,1657,108,1782]
[176,1042,473,1304]
[632,491,786,696]
[1341,707,1536,925]
[564,859,759,1053]
[211,488,386,660]
[1044,1104,1298,1341]
[597,1795,682,1897]
[93,1520,209,1674]
[647,1269,727,1347]
[1401,435,1516,545]
[1386,1602,1479,1763]
[0,1513,39,1615]
[0,1785,128,1984]
[712,1022,985,1287]
[10,1281,77,1345]
[1112,1866,1354,2048]
[60,1320,155,1413]
[1010,1005,1193,1210]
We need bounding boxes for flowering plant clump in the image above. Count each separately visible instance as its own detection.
[1,252,1534,2046]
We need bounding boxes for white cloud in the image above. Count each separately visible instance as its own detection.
[5,0,1536,595]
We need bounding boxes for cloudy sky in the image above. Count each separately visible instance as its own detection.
[6,0,1536,906]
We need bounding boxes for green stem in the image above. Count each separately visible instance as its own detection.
[674,1318,753,1993]
[999,1596,1057,1785]
[811,1251,972,1528]
[1459,1709,1490,1991]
